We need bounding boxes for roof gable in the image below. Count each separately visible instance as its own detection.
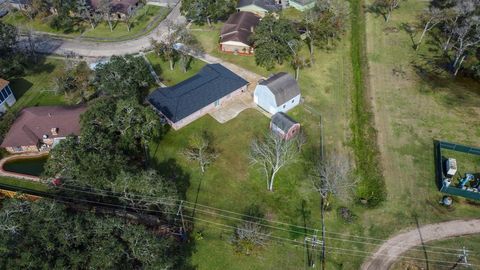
[148,64,248,123]
[0,78,9,90]
[237,0,281,11]
[260,73,300,106]
[220,11,260,46]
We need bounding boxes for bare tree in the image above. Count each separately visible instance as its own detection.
[183,132,218,174]
[416,7,443,50]
[371,0,404,23]
[125,6,137,32]
[450,18,480,75]
[77,0,99,29]
[311,152,356,270]
[231,221,270,255]
[150,21,182,70]
[250,131,304,192]
[98,0,113,32]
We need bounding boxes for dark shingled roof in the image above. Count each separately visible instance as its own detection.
[237,0,281,11]
[1,105,87,148]
[260,72,300,106]
[148,64,248,123]
[220,11,260,46]
[89,0,138,14]
[271,112,298,132]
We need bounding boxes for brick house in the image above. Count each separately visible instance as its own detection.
[220,11,260,55]
[147,64,248,130]
[1,106,87,153]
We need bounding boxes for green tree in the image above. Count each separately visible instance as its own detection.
[94,55,153,100]
[251,15,300,70]
[181,0,235,26]
[0,22,26,79]
[0,198,178,269]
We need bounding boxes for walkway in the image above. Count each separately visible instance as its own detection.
[361,219,480,270]
[0,152,48,181]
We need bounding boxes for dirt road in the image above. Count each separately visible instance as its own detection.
[361,219,480,270]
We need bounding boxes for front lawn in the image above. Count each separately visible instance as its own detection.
[145,52,206,86]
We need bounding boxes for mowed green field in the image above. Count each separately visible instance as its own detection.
[183,1,480,268]
[359,0,480,266]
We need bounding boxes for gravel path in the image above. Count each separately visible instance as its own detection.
[361,219,480,270]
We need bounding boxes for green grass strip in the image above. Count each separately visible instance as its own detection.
[349,0,387,207]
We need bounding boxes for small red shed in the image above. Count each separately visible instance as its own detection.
[270,112,301,140]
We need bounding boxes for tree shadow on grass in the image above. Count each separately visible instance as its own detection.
[10,78,33,101]
[150,158,191,201]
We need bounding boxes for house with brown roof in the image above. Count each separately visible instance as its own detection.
[1,106,87,153]
[220,11,261,55]
[89,0,140,19]
[0,78,16,114]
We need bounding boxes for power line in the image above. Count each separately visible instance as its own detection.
[51,183,472,255]
[12,186,476,269]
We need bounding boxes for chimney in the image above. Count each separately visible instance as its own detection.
[51,127,58,136]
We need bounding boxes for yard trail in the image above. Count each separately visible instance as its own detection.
[361,219,480,270]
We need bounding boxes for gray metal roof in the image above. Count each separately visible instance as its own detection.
[237,0,281,11]
[260,72,300,106]
[271,112,298,132]
[148,64,248,123]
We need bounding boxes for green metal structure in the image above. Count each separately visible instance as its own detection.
[434,140,480,201]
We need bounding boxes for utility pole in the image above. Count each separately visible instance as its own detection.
[305,230,322,268]
[450,246,469,270]
[176,200,187,242]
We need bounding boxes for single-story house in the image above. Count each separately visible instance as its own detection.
[89,0,140,19]
[0,78,16,114]
[148,64,248,130]
[287,0,316,11]
[237,0,282,17]
[254,72,301,114]
[271,112,300,140]
[220,11,260,55]
[1,105,87,153]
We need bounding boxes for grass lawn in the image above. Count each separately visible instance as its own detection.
[152,18,356,268]
[82,6,170,40]
[1,6,169,41]
[9,58,67,110]
[145,52,206,86]
[0,176,48,192]
[182,1,480,268]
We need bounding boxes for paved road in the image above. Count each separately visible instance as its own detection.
[361,219,480,270]
[23,2,185,58]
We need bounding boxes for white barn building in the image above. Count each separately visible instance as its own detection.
[253,72,301,114]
